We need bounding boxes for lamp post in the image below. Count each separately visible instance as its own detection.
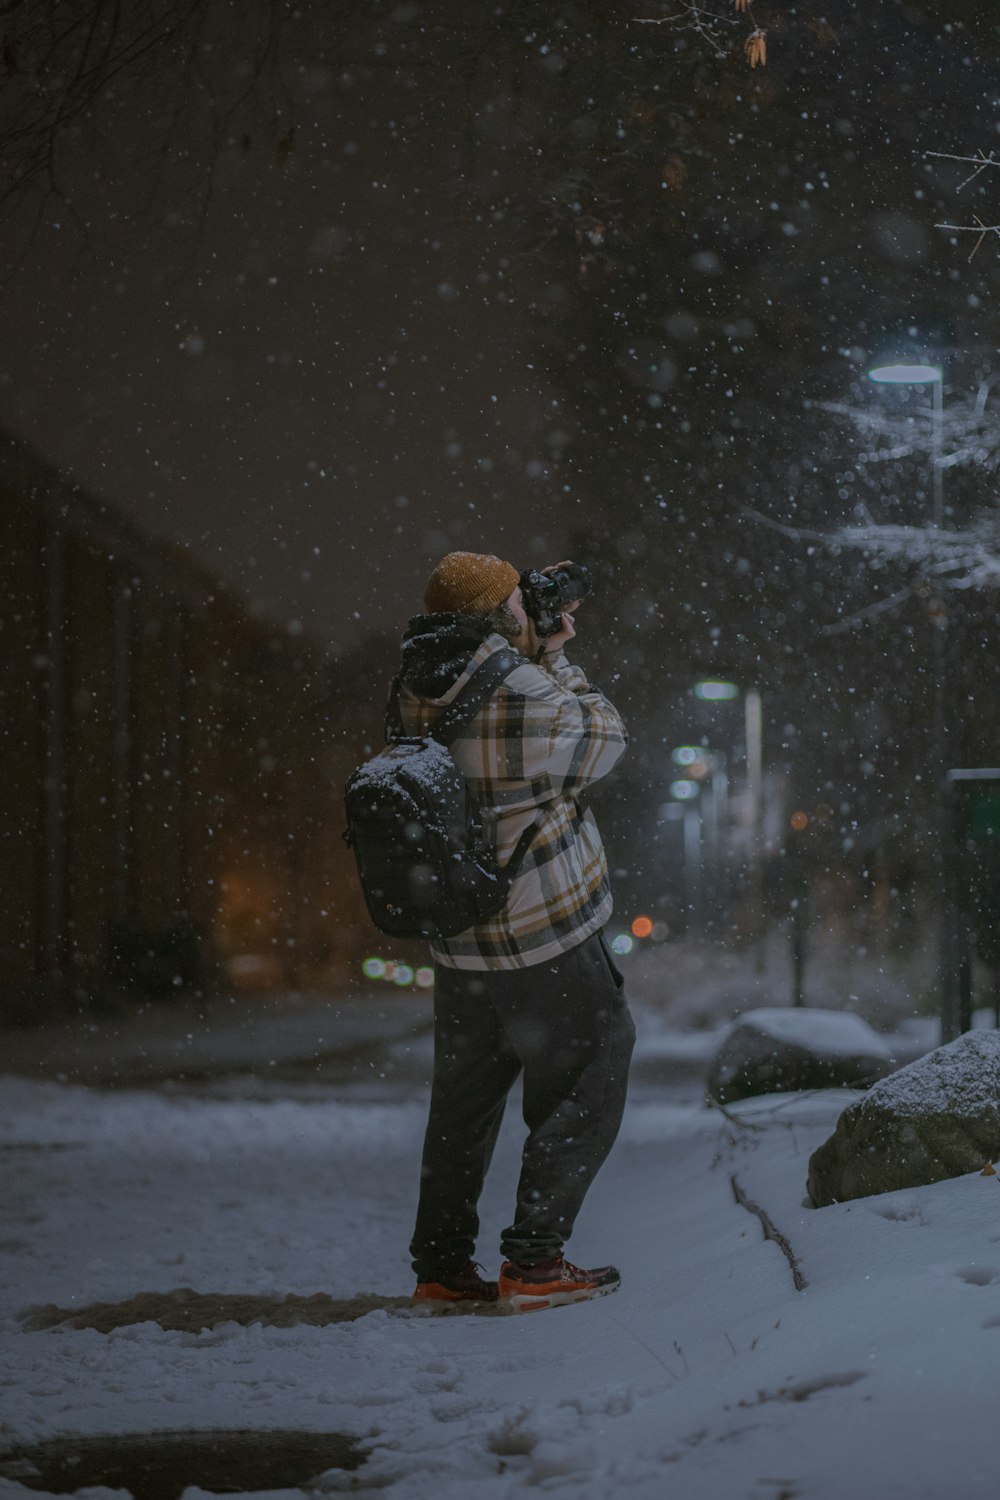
[668,773,703,929]
[867,362,944,527]
[673,745,730,925]
[867,360,956,1036]
[693,680,765,952]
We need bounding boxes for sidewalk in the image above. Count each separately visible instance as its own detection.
[0,988,432,1088]
[0,981,942,1093]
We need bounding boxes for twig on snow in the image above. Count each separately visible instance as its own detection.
[706,1092,767,1131]
[731,1173,808,1291]
[611,1315,680,1381]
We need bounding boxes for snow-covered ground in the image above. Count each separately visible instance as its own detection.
[3,1002,1000,1499]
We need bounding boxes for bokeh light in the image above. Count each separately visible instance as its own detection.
[362,955,433,989]
[670,779,700,801]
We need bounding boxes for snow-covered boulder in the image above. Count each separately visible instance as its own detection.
[807,1030,1000,1207]
[706,1007,893,1105]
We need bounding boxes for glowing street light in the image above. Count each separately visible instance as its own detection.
[694,679,739,702]
[688,680,764,943]
[867,362,942,385]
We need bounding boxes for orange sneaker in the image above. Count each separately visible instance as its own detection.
[411,1262,499,1308]
[497,1256,620,1312]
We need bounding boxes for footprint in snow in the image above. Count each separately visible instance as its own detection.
[955,1266,1000,1287]
[869,1200,927,1225]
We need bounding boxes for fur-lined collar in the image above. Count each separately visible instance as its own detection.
[399,612,510,699]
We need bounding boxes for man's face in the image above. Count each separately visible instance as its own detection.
[483,587,532,650]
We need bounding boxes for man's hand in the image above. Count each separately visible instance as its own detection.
[528,561,581,660]
[540,606,577,658]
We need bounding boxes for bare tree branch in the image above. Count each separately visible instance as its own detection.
[634,3,736,57]
[820,586,916,636]
[926,150,1000,257]
[0,0,328,232]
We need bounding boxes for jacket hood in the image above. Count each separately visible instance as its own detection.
[399,612,508,699]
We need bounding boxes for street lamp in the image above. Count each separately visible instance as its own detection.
[693,680,765,949]
[867,363,941,382]
[681,746,731,923]
[693,679,740,702]
[867,361,944,527]
[668,775,703,926]
[866,359,954,1035]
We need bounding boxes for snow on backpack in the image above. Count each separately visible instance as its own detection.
[343,648,539,941]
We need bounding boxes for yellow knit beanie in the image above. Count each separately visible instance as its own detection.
[423,551,519,616]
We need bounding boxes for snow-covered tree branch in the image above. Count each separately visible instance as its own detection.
[777,376,1000,599]
[748,504,1000,604]
[823,515,1000,592]
[818,379,1000,477]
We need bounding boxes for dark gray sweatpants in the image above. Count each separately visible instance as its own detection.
[409,931,636,1278]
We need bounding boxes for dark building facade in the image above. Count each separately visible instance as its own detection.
[0,433,368,1023]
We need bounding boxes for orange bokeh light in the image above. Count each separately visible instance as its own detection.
[790,810,810,832]
[631,916,654,939]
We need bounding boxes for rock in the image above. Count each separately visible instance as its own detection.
[706,1006,894,1105]
[807,1029,1000,1207]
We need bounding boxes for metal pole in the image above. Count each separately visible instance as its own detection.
[683,803,702,929]
[930,376,957,1039]
[744,688,765,962]
[709,756,730,922]
[791,895,807,1007]
[702,762,719,924]
[931,375,944,528]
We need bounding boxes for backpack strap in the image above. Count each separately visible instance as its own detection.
[501,816,542,879]
[384,676,407,742]
[385,646,542,878]
[432,647,522,746]
[385,647,521,746]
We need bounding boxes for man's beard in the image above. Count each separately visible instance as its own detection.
[484,602,524,647]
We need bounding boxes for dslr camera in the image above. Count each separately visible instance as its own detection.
[518,563,593,637]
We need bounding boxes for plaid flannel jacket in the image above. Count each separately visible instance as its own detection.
[398,632,628,970]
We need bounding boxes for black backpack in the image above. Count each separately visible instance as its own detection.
[343,648,539,941]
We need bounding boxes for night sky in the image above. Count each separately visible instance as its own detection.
[2,2,997,657]
[0,18,567,652]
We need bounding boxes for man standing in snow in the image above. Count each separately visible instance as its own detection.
[396,550,634,1312]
